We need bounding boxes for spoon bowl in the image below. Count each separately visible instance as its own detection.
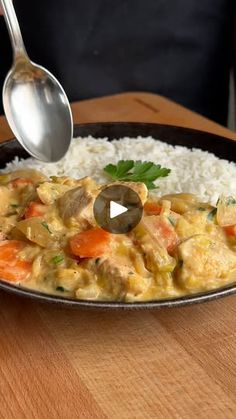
[1,0,73,162]
[3,59,73,161]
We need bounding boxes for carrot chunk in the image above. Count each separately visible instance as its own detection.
[10,178,33,188]
[144,202,162,215]
[224,225,236,237]
[0,240,32,282]
[70,228,110,258]
[144,202,180,221]
[154,217,178,253]
[24,201,47,219]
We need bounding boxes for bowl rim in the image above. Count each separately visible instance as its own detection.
[0,121,235,309]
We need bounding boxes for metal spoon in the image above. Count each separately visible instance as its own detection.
[1,0,73,162]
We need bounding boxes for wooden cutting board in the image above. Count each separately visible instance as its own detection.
[0,92,235,418]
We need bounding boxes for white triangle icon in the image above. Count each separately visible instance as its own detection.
[110,201,128,219]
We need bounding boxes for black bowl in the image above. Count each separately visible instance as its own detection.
[0,122,235,309]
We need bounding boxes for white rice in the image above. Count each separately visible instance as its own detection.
[3,136,236,204]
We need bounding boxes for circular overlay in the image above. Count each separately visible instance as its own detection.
[93,184,143,234]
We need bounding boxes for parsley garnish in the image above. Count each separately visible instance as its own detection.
[52,255,64,265]
[103,160,171,190]
[41,221,52,234]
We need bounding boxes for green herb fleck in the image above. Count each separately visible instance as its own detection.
[52,255,64,265]
[168,216,175,226]
[207,208,217,221]
[10,204,19,208]
[226,197,236,206]
[56,286,65,292]
[95,258,100,265]
[103,160,171,190]
[198,207,206,212]
[41,221,52,234]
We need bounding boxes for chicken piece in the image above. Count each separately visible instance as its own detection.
[0,186,13,216]
[96,257,150,300]
[216,196,236,226]
[32,250,91,294]
[56,268,85,292]
[76,283,101,300]
[176,211,207,240]
[58,186,94,223]
[0,169,48,186]
[81,233,150,299]
[175,210,226,243]
[177,234,236,291]
[0,214,18,234]
[103,181,148,205]
[51,175,97,189]
[72,260,103,299]
[37,182,72,205]
[97,258,128,299]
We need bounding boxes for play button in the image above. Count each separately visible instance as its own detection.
[93,184,143,234]
[110,201,128,219]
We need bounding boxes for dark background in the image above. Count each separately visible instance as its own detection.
[0,0,235,125]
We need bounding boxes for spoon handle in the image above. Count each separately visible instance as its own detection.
[0,0,28,60]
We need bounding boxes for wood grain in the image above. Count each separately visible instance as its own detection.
[1,92,236,142]
[0,92,235,418]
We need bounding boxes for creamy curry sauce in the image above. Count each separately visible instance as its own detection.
[0,168,236,302]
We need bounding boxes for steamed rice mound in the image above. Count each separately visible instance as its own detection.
[4,136,236,204]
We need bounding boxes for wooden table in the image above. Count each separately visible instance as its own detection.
[0,92,235,418]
